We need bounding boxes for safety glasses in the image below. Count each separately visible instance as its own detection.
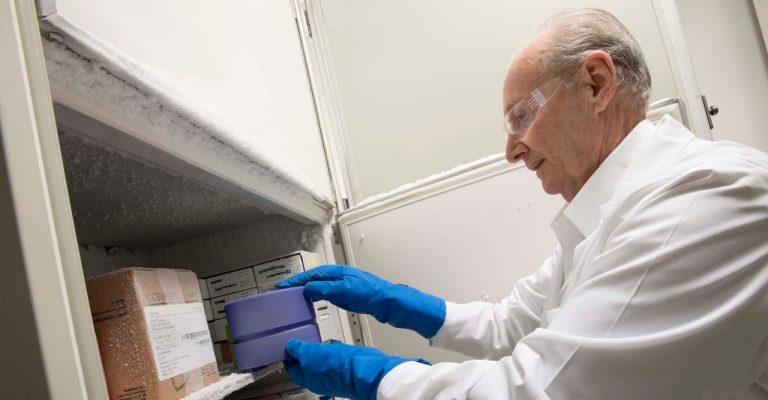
[503,78,566,138]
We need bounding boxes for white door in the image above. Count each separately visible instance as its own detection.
[298,0,713,363]
[0,0,106,397]
[675,0,768,152]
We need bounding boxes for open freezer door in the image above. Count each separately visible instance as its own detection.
[334,158,563,363]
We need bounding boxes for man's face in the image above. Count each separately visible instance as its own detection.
[502,40,602,201]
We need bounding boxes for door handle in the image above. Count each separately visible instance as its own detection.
[701,95,718,129]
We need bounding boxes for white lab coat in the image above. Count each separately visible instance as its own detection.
[377,116,768,399]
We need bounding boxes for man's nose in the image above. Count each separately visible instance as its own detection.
[506,134,528,163]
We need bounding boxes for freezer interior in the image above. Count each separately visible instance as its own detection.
[55,106,337,398]
[33,5,352,396]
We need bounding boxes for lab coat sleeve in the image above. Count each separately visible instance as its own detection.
[429,256,555,360]
[377,164,768,399]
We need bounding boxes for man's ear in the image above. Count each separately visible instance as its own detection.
[581,50,617,114]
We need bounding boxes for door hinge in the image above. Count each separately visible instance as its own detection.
[342,197,349,210]
[303,6,313,39]
[347,312,366,345]
[331,223,341,245]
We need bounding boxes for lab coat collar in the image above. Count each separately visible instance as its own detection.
[558,119,657,238]
[608,115,696,203]
[551,207,581,254]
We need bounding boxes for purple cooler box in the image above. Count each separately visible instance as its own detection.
[225,286,321,370]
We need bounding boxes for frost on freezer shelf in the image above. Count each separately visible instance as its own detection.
[41,32,327,205]
[179,372,253,400]
[179,363,312,400]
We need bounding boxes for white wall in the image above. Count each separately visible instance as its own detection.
[677,0,768,152]
[320,0,679,200]
[754,0,768,51]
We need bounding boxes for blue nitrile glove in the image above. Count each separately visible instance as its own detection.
[284,339,430,400]
[276,265,446,338]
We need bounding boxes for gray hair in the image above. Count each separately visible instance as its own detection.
[537,8,652,112]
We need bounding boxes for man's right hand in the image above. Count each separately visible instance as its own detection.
[277,265,446,339]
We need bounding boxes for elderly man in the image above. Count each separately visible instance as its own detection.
[277,8,768,399]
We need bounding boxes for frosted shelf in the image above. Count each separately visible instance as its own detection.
[39,15,333,226]
[182,363,283,400]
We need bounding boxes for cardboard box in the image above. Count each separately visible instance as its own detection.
[206,267,257,298]
[87,268,220,400]
[211,288,258,320]
[253,251,321,293]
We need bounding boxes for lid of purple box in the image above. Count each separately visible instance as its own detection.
[225,286,316,342]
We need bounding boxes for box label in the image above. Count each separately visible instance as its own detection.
[143,303,216,381]
[211,288,258,320]
[207,268,257,297]
[255,255,304,293]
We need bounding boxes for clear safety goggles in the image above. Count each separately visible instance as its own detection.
[503,78,566,138]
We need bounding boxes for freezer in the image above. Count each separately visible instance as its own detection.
[2,0,353,398]
[0,0,712,398]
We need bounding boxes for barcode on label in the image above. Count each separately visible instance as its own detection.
[181,330,208,341]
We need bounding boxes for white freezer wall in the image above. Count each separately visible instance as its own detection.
[52,0,333,201]
[77,215,327,279]
[144,216,328,278]
[342,164,563,363]
[319,0,678,200]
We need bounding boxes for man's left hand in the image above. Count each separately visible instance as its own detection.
[284,339,430,400]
